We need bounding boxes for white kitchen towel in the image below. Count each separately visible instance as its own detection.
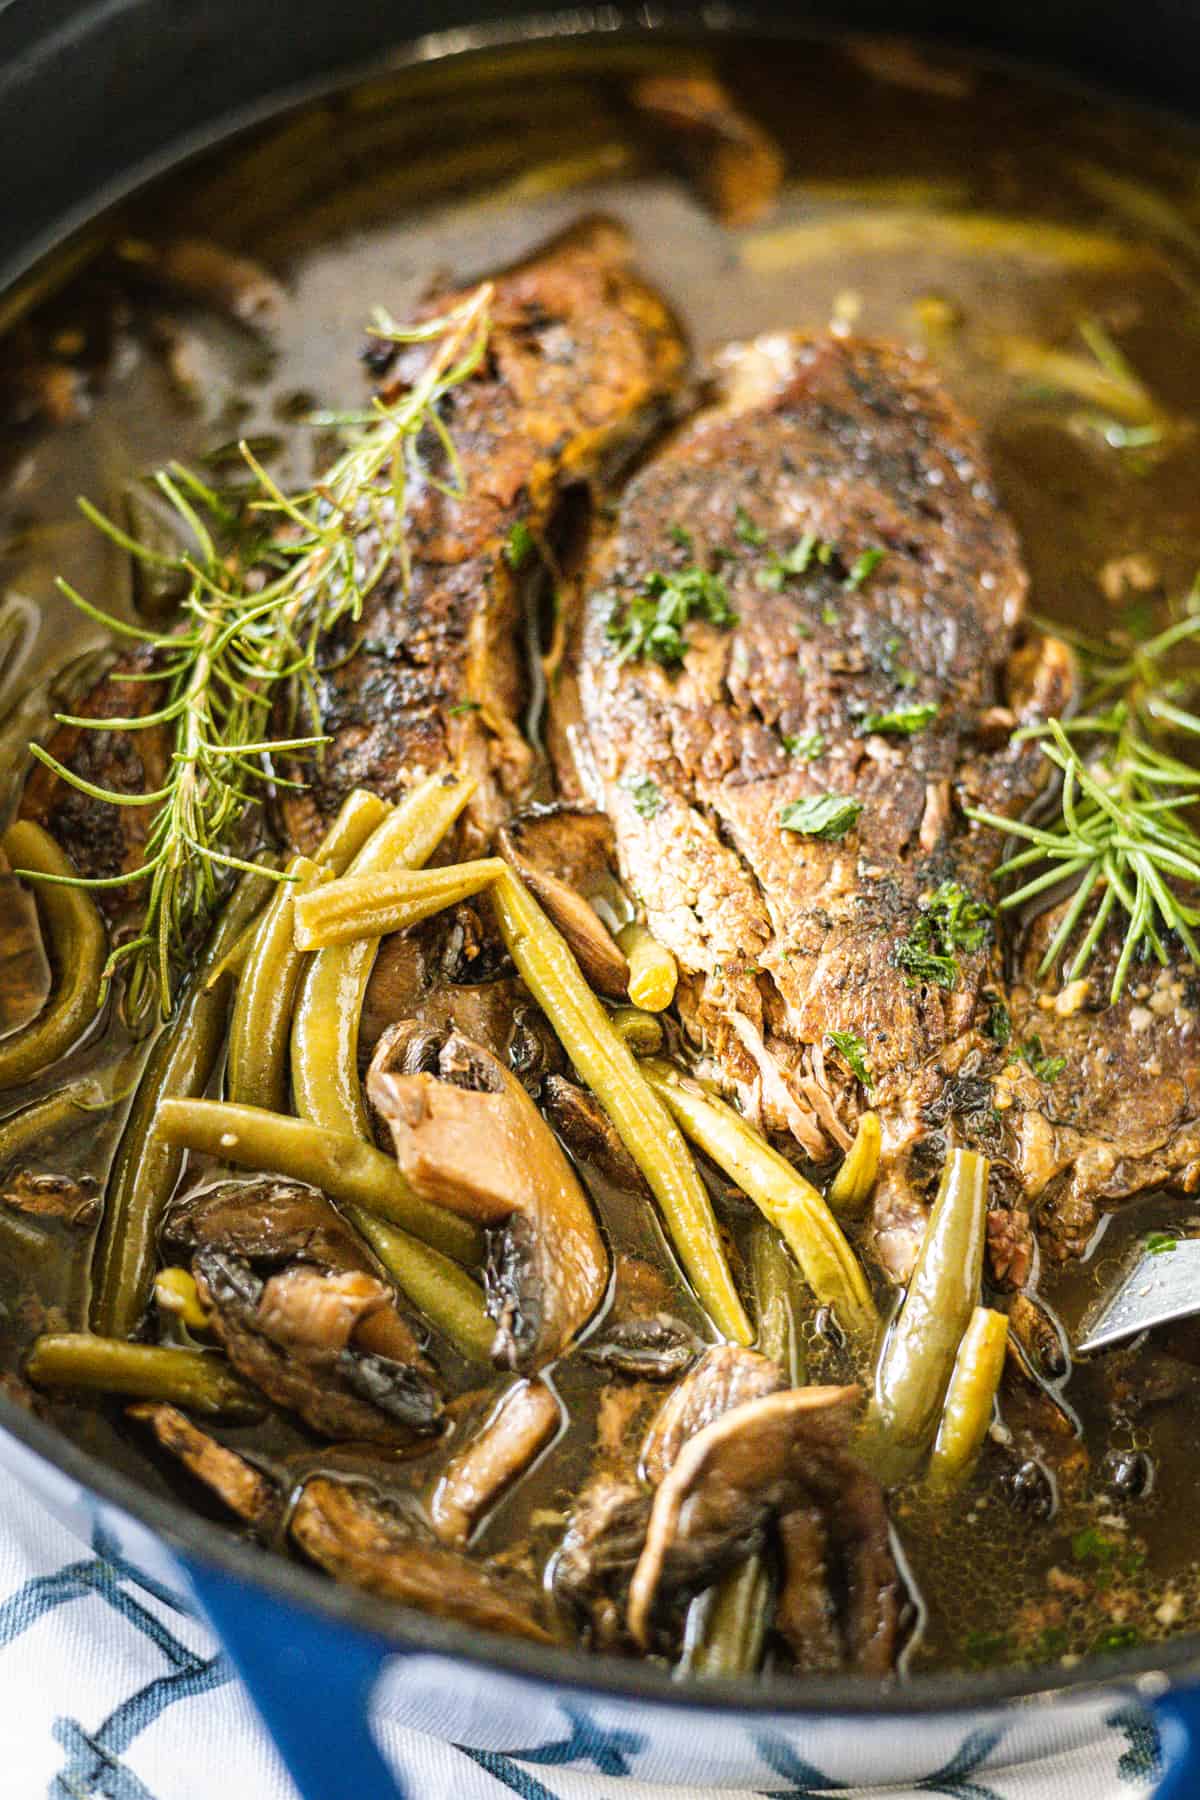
[0,1464,1164,1800]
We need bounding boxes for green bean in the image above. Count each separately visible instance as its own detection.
[643,1059,876,1346]
[609,1006,664,1055]
[987,332,1159,423]
[312,788,393,871]
[201,922,259,990]
[25,1334,260,1418]
[204,794,389,990]
[828,1111,882,1215]
[90,871,271,1340]
[679,1557,773,1678]
[492,871,750,1345]
[0,1206,59,1265]
[616,921,677,1012]
[0,821,106,1088]
[929,1306,1008,1485]
[741,212,1167,277]
[345,1204,494,1363]
[871,1148,990,1466]
[680,1214,811,1676]
[0,864,50,1037]
[750,1214,806,1384]
[155,1098,482,1264]
[291,771,474,1139]
[293,858,506,951]
[227,855,329,1111]
[0,1078,110,1166]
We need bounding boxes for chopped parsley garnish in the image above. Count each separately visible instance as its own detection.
[669,522,694,550]
[605,567,737,668]
[1072,1527,1121,1565]
[894,935,957,990]
[734,506,766,546]
[845,547,887,589]
[627,775,663,820]
[1090,1625,1141,1655]
[827,1029,873,1088]
[754,533,833,592]
[782,730,826,761]
[1017,1036,1066,1083]
[894,880,992,991]
[1145,1230,1178,1256]
[984,993,1012,1046]
[447,701,481,716]
[504,520,534,569]
[880,633,920,689]
[780,793,864,840]
[857,700,939,736]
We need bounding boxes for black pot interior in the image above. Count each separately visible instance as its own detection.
[5,0,1200,1712]
[6,0,1200,290]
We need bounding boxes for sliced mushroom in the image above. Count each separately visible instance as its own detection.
[1006,1292,1068,1382]
[498,808,628,1000]
[540,1074,650,1194]
[553,1474,654,1651]
[774,1505,843,1671]
[361,933,564,1085]
[368,1025,608,1370]
[629,72,785,227]
[164,1176,426,1369]
[640,1344,785,1485]
[999,1378,1088,1504]
[194,1248,443,1446]
[118,235,285,329]
[627,1383,900,1676]
[129,1401,279,1531]
[2,1171,100,1229]
[165,1175,373,1273]
[583,1315,702,1383]
[430,1377,561,1547]
[290,1476,557,1643]
[254,1265,391,1354]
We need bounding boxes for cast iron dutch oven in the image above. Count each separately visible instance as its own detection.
[3,5,1200,1796]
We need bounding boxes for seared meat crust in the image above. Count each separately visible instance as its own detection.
[571,333,1028,1105]
[1001,912,1200,1261]
[285,217,687,849]
[22,218,687,874]
[566,331,1069,1271]
[569,328,1200,1275]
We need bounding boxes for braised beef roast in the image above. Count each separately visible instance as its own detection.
[559,330,1200,1285]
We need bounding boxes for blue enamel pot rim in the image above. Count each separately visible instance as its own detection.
[2,0,1199,1726]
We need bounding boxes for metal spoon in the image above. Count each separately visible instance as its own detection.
[1074,1236,1200,1354]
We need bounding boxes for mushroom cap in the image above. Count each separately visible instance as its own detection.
[368,1024,609,1370]
[626,1375,895,1656]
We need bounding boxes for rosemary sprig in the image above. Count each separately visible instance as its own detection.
[23,282,493,1021]
[965,602,1200,1001]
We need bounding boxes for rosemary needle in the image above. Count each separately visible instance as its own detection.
[22,282,493,1021]
[966,605,1200,1001]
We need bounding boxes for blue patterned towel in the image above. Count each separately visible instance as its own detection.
[0,1464,1164,1800]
